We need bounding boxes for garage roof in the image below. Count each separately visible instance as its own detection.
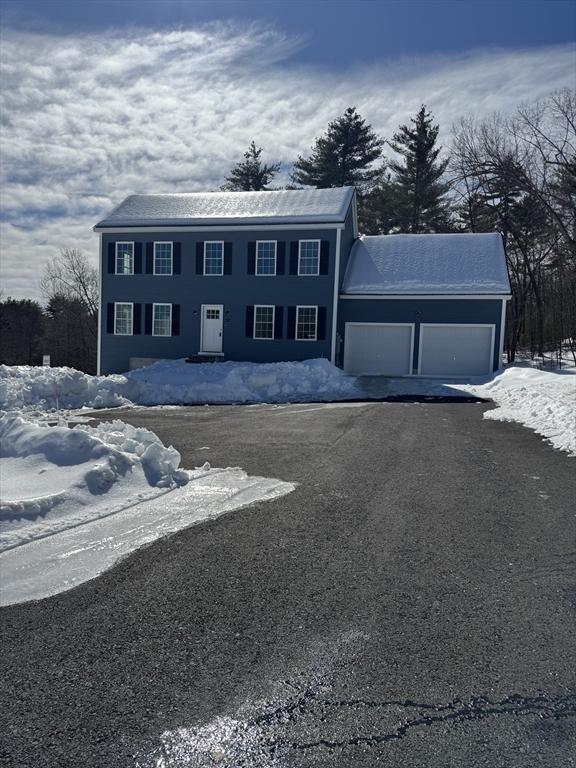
[342,233,511,295]
[94,187,355,228]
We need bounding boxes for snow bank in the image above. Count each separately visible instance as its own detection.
[0,364,136,410]
[0,414,188,552]
[0,359,361,410]
[455,367,576,457]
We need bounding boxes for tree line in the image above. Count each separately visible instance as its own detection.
[0,249,98,373]
[223,90,575,364]
[2,90,573,372]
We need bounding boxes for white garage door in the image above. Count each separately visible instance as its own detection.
[344,323,414,375]
[418,324,495,377]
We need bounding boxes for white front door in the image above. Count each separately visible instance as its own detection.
[201,304,223,353]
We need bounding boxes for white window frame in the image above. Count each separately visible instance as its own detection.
[255,240,277,276]
[253,304,275,340]
[153,241,173,275]
[152,303,172,337]
[296,305,318,341]
[114,302,133,335]
[115,242,134,275]
[203,240,224,276]
[297,239,320,276]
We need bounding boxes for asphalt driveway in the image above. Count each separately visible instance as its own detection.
[1,400,575,767]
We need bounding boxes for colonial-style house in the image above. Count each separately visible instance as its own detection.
[94,187,510,377]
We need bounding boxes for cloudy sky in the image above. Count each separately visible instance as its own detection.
[1,0,575,300]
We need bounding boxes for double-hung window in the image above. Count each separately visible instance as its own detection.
[153,303,172,336]
[256,241,277,275]
[154,242,173,275]
[204,241,224,275]
[254,305,275,339]
[296,306,317,340]
[115,242,134,275]
[114,303,133,335]
[298,240,320,276]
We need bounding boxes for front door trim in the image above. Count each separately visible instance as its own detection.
[200,303,224,354]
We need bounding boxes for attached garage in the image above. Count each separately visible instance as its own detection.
[344,323,414,375]
[339,233,511,378]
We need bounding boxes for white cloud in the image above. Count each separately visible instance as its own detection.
[1,23,574,300]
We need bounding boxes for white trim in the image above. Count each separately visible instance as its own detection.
[152,302,172,337]
[94,223,346,233]
[115,241,134,275]
[199,303,224,353]
[114,302,133,336]
[298,239,321,276]
[295,305,318,341]
[343,322,415,376]
[203,240,224,276]
[253,304,275,339]
[330,227,341,363]
[352,190,359,238]
[339,294,512,300]
[417,323,495,377]
[153,241,173,275]
[255,240,277,276]
[498,298,507,370]
[97,233,102,375]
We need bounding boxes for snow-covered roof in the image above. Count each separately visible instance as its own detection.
[95,187,355,228]
[342,233,511,295]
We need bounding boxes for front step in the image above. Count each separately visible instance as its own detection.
[185,354,225,364]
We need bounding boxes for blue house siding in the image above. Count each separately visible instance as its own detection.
[337,298,504,372]
[100,227,339,373]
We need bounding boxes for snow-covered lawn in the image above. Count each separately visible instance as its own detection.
[0,414,294,606]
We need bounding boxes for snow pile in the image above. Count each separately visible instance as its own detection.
[129,358,361,405]
[0,413,188,552]
[0,364,137,410]
[455,367,576,456]
[0,359,361,410]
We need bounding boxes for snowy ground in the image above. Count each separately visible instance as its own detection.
[0,414,294,606]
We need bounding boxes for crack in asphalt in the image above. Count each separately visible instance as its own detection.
[287,693,576,752]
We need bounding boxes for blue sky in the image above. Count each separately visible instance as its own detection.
[0,0,574,299]
[3,0,575,64]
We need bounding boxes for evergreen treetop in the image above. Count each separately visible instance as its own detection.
[387,105,451,232]
[221,142,281,192]
[291,107,384,191]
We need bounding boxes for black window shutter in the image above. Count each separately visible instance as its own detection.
[287,306,296,339]
[320,241,329,275]
[145,243,154,274]
[107,303,115,333]
[108,243,115,273]
[171,304,180,336]
[274,306,284,339]
[317,307,327,340]
[245,305,255,338]
[134,243,142,274]
[289,242,299,275]
[144,304,153,335]
[247,242,256,275]
[276,242,285,275]
[196,242,204,274]
[224,243,232,275]
[133,303,142,334]
[173,242,181,274]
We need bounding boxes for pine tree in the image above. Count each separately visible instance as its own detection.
[387,105,451,232]
[291,107,384,192]
[221,142,281,191]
